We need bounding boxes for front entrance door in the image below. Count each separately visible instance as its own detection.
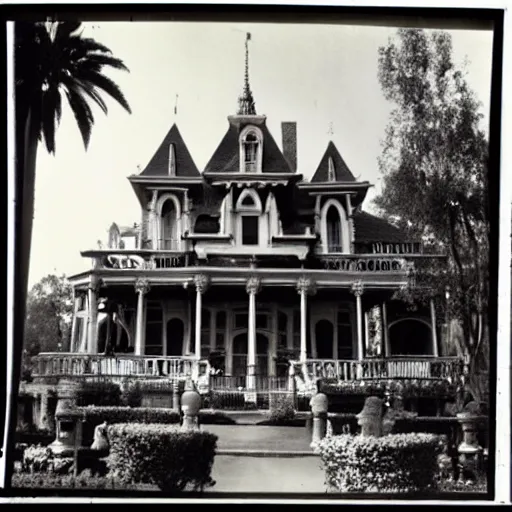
[166,318,184,356]
[232,331,270,377]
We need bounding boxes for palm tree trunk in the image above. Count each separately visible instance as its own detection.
[5,107,39,486]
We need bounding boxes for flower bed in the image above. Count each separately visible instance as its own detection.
[107,423,217,492]
[315,433,444,493]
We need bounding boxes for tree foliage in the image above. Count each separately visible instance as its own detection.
[22,274,74,377]
[374,29,490,403]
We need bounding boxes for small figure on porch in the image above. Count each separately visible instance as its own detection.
[91,421,109,451]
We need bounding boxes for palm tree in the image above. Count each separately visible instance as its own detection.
[6,21,131,480]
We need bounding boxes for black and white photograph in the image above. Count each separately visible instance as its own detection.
[2,2,510,504]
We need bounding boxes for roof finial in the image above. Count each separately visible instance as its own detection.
[237,32,256,115]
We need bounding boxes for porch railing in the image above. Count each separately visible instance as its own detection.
[209,375,289,392]
[32,353,207,379]
[292,357,464,384]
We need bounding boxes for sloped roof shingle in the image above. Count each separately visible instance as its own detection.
[204,118,293,174]
[352,211,413,243]
[139,124,200,177]
[311,141,356,183]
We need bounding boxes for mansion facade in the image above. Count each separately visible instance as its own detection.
[32,51,462,397]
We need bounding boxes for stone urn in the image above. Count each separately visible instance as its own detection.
[357,396,384,437]
[310,393,328,447]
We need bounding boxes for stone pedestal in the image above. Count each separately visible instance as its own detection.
[310,393,328,447]
[357,396,384,437]
[456,411,483,482]
[181,384,201,432]
[48,379,83,456]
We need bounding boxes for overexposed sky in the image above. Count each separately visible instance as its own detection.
[27,21,493,287]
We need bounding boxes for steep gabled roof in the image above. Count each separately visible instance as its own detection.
[311,141,356,183]
[139,123,200,177]
[352,211,412,243]
[204,117,293,174]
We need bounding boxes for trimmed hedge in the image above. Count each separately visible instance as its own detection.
[315,433,444,493]
[268,393,296,424]
[107,423,217,492]
[75,381,122,407]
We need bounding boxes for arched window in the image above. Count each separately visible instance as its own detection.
[326,206,342,253]
[235,188,262,246]
[239,126,263,173]
[321,199,350,254]
[161,199,178,250]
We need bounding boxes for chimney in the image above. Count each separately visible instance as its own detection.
[282,122,297,172]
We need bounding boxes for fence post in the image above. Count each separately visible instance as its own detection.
[288,363,297,410]
[172,379,180,411]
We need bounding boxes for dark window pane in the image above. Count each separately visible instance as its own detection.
[256,313,268,329]
[201,309,211,326]
[235,313,249,329]
[337,325,352,357]
[145,323,162,349]
[242,216,259,245]
[241,194,256,206]
[293,310,301,331]
[217,311,226,329]
[278,312,288,332]
[337,311,351,325]
[146,307,163,322]
[201,331,210,346]
[216,333,225,348]
[278,334,287,349]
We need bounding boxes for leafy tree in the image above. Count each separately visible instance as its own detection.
[374,28,489,403]
[22,274,74,379]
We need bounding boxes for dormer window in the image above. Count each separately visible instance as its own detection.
[320,198,351,253]
[239,126,263,173]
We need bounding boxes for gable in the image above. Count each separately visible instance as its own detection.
[311,141,356,183]
[139,123,200,177]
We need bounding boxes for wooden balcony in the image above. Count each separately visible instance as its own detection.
[32,353,210,380]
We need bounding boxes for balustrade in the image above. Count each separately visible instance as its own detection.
[32,353,201,379]
[320,254,409,272]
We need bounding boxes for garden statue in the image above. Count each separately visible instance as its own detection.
[310,392,328,446]
[181,381,202,431]
[357,396,384,437]
[91,421,109,451]
[456,400,484,483]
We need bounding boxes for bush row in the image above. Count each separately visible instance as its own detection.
[107,423,217,492]
[315,433,444,493]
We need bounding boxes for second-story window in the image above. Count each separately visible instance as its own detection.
[326,205,342,252]
[243,134,258,172]
[235,188,262,247]
[161,199,178,250]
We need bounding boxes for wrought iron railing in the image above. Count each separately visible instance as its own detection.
[86,249,191,270]
[318,254,411,272]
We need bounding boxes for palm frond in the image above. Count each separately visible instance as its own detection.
[77,53,129,73]
[74,78,109,115]
[41,85,62,153]
[74,69,131,114]
[54,21,82,42]
[65,87,94,149]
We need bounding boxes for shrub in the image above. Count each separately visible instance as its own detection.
[12,471,114,490]
[121,381,144,408]
[107,423,217,492]
[75,380,122,407]
[78,406,181,446]
[268,393,296,424]
[207,391,245,410]
[315,433,444,493]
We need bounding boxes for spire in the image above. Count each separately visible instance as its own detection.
[237,32,256,115]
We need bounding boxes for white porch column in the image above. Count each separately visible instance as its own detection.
[246,276,262,389]
[296,277,317,363]
[148,190,158,249]
[70,288,79,352]
[134,278,150,356]
[87,276,101,354]
[382,301,391,357]
[430,298,439,357]
[193,274,210,361]
[351,280,364,360]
